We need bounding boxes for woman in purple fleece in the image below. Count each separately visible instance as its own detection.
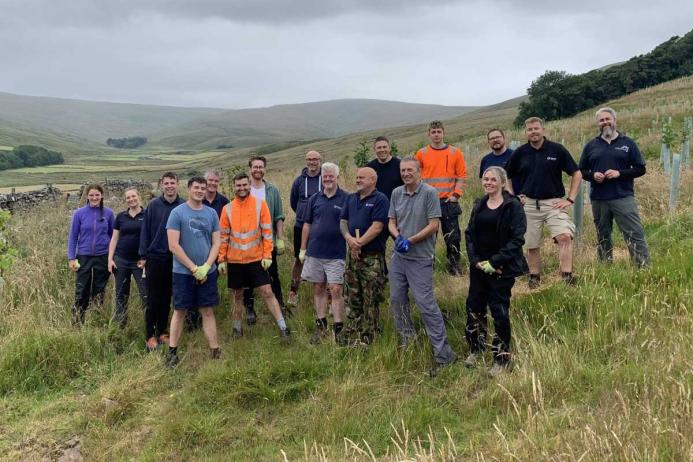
[67,184,114,324]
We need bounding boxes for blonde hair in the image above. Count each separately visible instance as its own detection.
[482,166,508,188]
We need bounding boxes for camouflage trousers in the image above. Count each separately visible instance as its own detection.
[342,253,387,344]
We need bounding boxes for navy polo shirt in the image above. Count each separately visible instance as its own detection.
[304,188,348,259]
[368,156,403,200]
[479,148,520,194]
[505,139,578,199]
[114,208,146,261]
[340,190,389,253]
[579,134,646,201]
[203,192,230,217]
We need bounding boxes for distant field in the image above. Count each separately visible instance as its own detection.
[0,146,13,151]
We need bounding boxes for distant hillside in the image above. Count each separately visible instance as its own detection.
[149,99,479,149]
[0,92,477,151]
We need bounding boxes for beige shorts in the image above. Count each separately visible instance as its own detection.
[301,256,345,284]
[523,198,575,249]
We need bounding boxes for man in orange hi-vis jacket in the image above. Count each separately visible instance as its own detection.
[415,120,467,276]
[218,172,291,341]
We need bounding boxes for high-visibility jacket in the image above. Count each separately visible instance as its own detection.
[414,144,467,199]
[218,195,273,264]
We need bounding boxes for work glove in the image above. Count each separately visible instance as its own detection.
[217,262,227,275]
[298,249,307,264]
[275,238,285,255]
[480,261,496,275]
[194,263,210,280]
[394,235,410,253]
[261,258,272,271]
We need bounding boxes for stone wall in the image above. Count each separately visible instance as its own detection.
[0,185,61,212]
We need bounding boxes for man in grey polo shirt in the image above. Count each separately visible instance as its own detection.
[388,157,457,375]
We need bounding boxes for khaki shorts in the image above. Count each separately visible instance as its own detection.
[301,256,345,284]
[523,198,575,249]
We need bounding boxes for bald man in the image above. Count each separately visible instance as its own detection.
[339,167,390,346]
[288,150,322,307]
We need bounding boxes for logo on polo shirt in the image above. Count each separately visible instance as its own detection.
[546,156,557,161]
[365,203,374,207]
[333,205,342,210]
[615,145,630,152]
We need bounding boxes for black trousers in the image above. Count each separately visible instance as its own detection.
[113,255,148,328]
[465,267,515,365]
[73,254,110,323]
[440,200,462,271]
[144,253,173,339]
[244,249,283,309]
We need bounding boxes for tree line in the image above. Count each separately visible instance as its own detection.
[0,145,64,171]
[106,136,148,149]
[515,28,693,126]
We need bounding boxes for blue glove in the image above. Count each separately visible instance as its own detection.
[394,235,410,253]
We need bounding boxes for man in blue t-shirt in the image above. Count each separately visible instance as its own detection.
[579,107,650,267]
[479,128,518,193]
[339,167,389,346]
[164,177,221,367]
[298,162,349,345]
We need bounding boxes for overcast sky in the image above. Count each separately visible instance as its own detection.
[1,0,691,109]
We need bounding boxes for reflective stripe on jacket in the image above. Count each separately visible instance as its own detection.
[414,145,467,199]
[218,195,273,264]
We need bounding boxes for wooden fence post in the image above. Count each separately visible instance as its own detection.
[573,181,585,244]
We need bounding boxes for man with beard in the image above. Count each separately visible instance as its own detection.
[479,129,519,193]
[340,167,389,346]
[299,163,349,344]
[288,150,322,307]
[139,172,184,351]
[164,177,221,367]
[505,117,582,288]
[218,173,291,341]
[243,156,289,324]
[579,107,650,267]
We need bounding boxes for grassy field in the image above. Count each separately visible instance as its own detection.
[0,79,692,460]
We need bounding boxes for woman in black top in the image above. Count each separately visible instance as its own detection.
[107,188,148,331]
[464,166,528,376]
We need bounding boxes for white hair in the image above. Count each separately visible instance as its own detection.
[321,162,340,176]
[596,107,617,121]
[204,168,222,179]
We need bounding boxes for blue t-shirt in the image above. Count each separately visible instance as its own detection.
[304,188,348,259]
[340,190,389,253]
[479,148,520,193]
[166,203,220,275]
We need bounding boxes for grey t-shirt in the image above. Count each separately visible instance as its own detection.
[388,182,442,260]
[166,203,220,275]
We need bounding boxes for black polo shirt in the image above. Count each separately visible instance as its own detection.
[505,138,578,199]
[203,192,230,217]
[368,156,403,200]
[579,134,646,201]
[340,190,389,253]
[114,208,146,260]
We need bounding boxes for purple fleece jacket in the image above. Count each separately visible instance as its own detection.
[67,204,115,260]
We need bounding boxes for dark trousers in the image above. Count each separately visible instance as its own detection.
[591,196,650,267]
[465,267,515,365]
[243,249,283,309]
[113,255,148,328]
[73,254,110,323]
[144,253,173,339]
[440,200,462,271]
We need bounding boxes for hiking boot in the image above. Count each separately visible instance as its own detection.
[463,352,480,369]
[429,355,457,378]
[334,330,348,347]
[210,347,221,360]
[528,274,541,289]
[279,327,291,343]
[286,291,298,307]
[145,336,159,352]
[562,272,577,286]
[165,351,179,368]
[309,326,329,345]
[245,306,257,326]
[232,326,244,338]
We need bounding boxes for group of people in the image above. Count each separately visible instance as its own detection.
[66,107,651,375]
